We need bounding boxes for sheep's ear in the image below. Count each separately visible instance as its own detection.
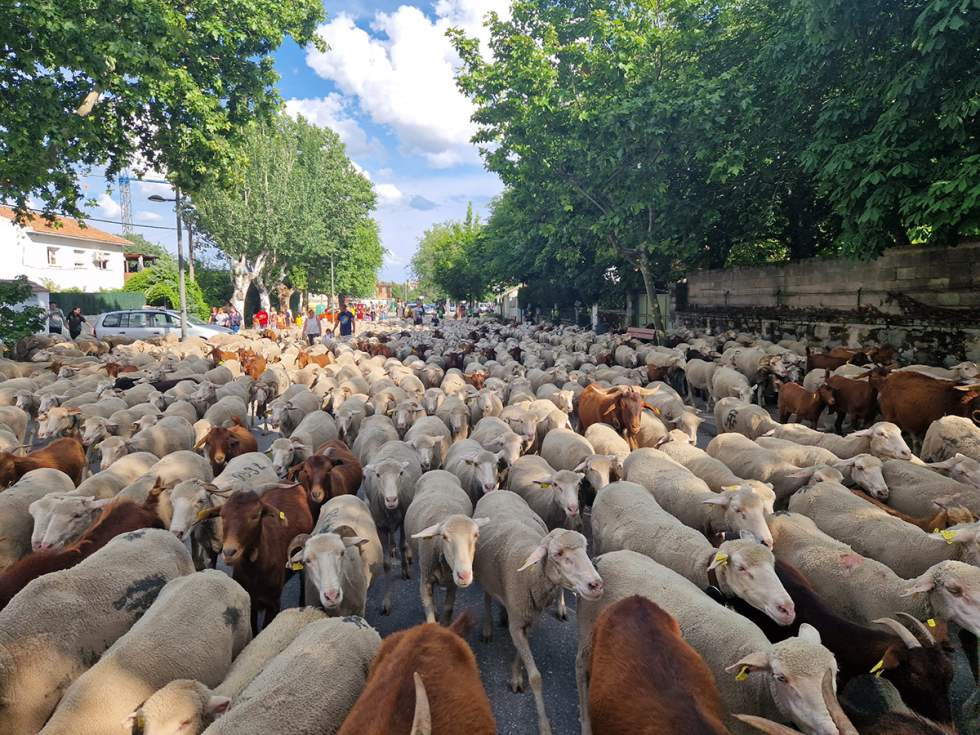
[532,479,553,489]
[206,695,231,718]
[342,535,370,551]
[725,651,770,676]
[902,572,937,597]
[702,495,731,507]
[412,523,442,539]
[473,517,490,527]
[517,542,548,571]
[797,623,822,645]
[572,460,589,473]
[121,709,144,731]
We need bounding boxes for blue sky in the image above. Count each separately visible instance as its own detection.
[80,0,508,281]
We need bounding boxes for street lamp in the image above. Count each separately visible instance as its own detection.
[148,190,188,340]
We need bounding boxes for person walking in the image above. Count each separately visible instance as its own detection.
[209,307,219,325]
[48,302,66,336]
[66,307,87,340]
[228,306,242,333]
[303,308,321,345]
[334,301,356,338]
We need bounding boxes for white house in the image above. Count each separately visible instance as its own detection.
[495,284,522,321]
[0,206,128,292]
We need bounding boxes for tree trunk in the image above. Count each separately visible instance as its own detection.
[636,254,665,333]
[230,255,253,314]
[276,283,294,314]
[255,279,272,313]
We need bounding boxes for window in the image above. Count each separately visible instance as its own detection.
[93,252,109,270]
[149,313,174,328]
[101,313,122,328]
[73,249,86,268]
[128,312,149,328]
[47,247,58,266]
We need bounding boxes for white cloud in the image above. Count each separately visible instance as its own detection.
[305,0,510,168]
[97,192,121,219]
[284,94,382,158]
[375,183,405,207]
[136,210,162,222]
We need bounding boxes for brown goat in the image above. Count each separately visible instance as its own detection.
[875,370,980,440]
[209,345,238,366]
[290,439,362,507]
[296,350,334,369]
[849,490,975,532]
[587,595,729,734]
[0,437,86,487]
[337,615,495,735]
[0,491,164,610]
[777,382,835,427]
[196,416,258,474]
[578,384,660,448]
[204,482,314,633]
[806,347,851,373]
[824,371,878,434]
[238,350,268,382]
[464,371,487,390]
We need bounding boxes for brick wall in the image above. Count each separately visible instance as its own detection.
[684,241,980,312]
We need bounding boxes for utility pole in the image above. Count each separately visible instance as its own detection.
[174,189,188,340]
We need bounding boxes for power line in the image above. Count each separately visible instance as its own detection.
[4,203,177,232]
[91,173,171,185]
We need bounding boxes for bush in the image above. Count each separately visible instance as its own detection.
[0,276,47,344]
[123,263,209,320]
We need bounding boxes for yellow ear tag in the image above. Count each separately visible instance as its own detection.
[539,482,552,489]
[195,509,212,521]
[135,712,145,729]
[290,562,304,571]
[714,552,729,567]
[938,529,956,544]
[735,665,749,682]
[927,618,937,628]
[279,511,287,521]
[869,659,885,678]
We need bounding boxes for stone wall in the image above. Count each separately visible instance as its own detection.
[683,241,980,312]
[674,242,980,363]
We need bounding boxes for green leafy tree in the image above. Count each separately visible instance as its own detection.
[122,234,172,262]
[0,0,324,220]
[195,266,234,308]
[192,114,378,313]
[411,205,487,303]
[123,263,209,320]
[0,276,46,345]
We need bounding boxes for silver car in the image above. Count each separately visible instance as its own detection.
[93,309,231,340]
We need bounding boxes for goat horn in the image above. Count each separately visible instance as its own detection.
[821,669,859,735]
[872,617,921,649]
[409,672,431,735]
[896,612,936,646]
[732,714,801,734]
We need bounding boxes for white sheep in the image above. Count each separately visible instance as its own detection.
[0,529,194,733]
[925,452,980,491]
[437,395,471,440]
[714,397,779,438]
[540,427,593,471]
[42,570,251,735]
[267,388,321,437]
[0,468,74,570]
[506,454,584,533]
[921,415,980,463]
[404,415,453,471]
[473,490,603,735]
[287,494,382,617]
[470,415,525,471]
[201,616,380,734]
[335,394,373,444]
[768,421,913,460]
[266,410,338,477]
[362,440,423,606]
[405,470,487,623]
[881,458,980,516]
[444,438,501,503]
[706,433,828,503]
[583,422,631,463]
[684,358,718,403]
[787,480,980,577]
[130,607,329,734]
[351,414,399,465]
[591,481,794,624]
[624,447,774,546]
[710,366,755,407]
[576,550,841,735]
[770,511,980,636]
[99,415,196,469]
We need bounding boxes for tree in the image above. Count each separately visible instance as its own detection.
[411,205,487,303]
[123,262,209,320]
[191,114,378,313]
[122,234,172,262]
[0,277,46,345]
[0,0,324,220]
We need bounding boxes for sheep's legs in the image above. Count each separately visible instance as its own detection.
[481,593,493,642]
[381,529,393,615]
[575,647,592,735]
[400,522,412,579]
[509,621,552,735]
[441,583,457,625]
[420,578,436,623]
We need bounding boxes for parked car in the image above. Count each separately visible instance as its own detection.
[92,309,231,340]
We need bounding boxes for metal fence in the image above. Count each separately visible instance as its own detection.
[50,291,145,315]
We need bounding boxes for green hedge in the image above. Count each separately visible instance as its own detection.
[51,291,145,315]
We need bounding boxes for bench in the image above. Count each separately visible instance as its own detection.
[626,327,658,342]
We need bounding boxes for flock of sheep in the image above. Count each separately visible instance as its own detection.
[0,320,977,735]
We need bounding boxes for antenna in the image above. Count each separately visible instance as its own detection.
[119,171,134,234]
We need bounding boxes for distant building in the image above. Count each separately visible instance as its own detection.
[496,285,522,320]
[124,251,160,282]
[375,281,395,300]
[0,206,128,292]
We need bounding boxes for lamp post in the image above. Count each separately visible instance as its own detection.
[148,190,188,340]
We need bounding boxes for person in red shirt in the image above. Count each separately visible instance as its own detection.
[356,303,364,321]
[253,308,269,329]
